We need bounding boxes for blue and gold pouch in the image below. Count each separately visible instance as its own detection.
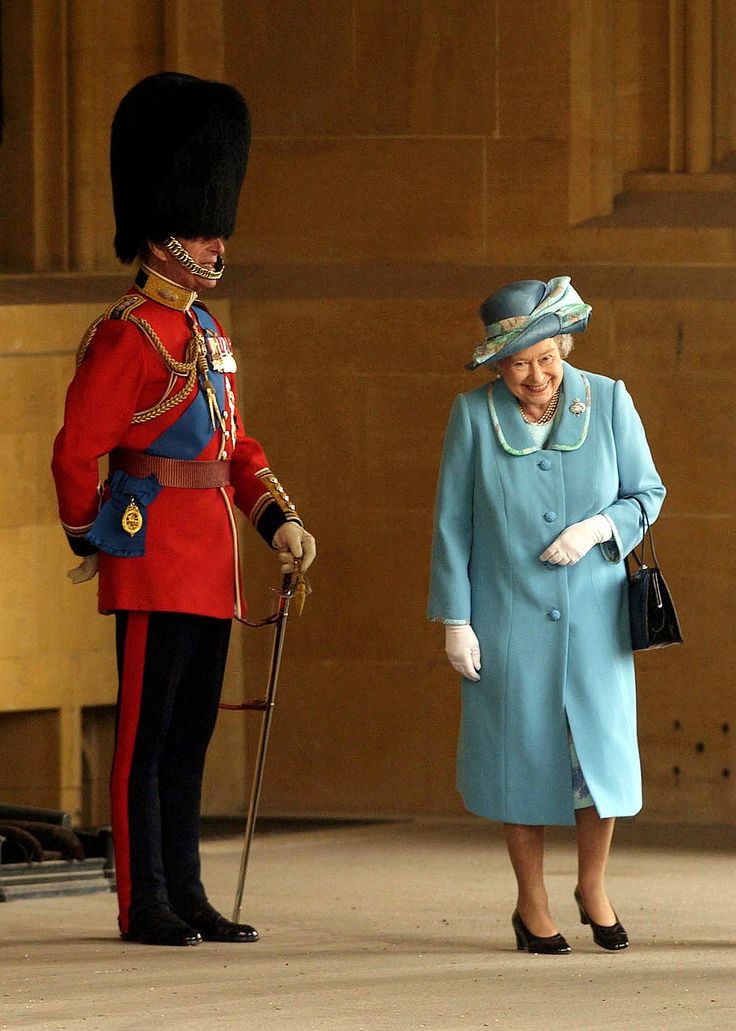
[86,470,162,557]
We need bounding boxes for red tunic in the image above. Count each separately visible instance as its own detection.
[52,287,297,619]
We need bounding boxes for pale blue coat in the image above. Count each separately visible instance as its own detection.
[428,363,665,825]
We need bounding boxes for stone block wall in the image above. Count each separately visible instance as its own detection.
[0,0,732,825]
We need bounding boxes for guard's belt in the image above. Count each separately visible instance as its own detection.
[111,450,231,488]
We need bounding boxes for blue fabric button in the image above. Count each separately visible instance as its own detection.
[548,609,561,621]
[538,459,552,470]
[543,510,557,522]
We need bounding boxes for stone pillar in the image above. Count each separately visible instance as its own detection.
[569,0,615,222]
[162,0,226,78]
[66,0,163,271]
[668,0,686,172]
[0,0,70,271]
[684,0,713,173]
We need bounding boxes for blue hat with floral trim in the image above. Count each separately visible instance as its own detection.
[466,276,591,371]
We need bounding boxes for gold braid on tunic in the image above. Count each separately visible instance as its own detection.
[76,295,212,424]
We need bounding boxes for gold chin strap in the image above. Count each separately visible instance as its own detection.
[164,236,225,280]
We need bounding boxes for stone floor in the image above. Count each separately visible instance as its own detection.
[2,819,735,1031]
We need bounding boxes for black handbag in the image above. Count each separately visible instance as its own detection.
[625,498,683,651]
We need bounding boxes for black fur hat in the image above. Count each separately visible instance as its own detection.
[110,72,251,263]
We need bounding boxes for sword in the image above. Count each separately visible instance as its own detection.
[220,561,309,923]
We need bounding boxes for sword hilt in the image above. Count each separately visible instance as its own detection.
[281,559,309,616]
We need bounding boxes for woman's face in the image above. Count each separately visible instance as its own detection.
[497,337,564,412]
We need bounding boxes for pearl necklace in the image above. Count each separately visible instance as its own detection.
[517,388,560,426]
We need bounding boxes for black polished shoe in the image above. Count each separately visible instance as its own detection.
[512,909,571,955]
[122,907,202,947]
[574,887,629,950]
[176,901,259,943]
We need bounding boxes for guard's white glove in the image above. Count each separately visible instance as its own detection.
[67,554,99,584]
[272,522,316,574]
[444,624,482,681]
[540,515,613,566]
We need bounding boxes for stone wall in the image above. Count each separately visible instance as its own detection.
[0,0,732,825]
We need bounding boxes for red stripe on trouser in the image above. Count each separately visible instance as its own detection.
[110,612,149,934]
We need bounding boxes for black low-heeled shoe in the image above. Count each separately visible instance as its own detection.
[512,910,571,955]
[175,900,259,943]
[574,887,629,950]
[122,907,202,947]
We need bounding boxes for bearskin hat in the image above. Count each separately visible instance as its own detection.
[110,72,251,263]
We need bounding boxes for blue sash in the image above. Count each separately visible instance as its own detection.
[87,306,226,555]
[146,306,225,460]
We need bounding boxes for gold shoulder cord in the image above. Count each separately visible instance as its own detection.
[76,315,104,367]
[75,297,206,425]
[76,295,145,366]
[127,314,200,424]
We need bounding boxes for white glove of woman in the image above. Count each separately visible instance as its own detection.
[272,522,317,574]
[444,625,482,681]
[539,514,613,565]
[67,553,99,583]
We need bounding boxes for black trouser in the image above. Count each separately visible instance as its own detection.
[112,611,231,933]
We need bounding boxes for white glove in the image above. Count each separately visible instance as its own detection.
[272,522,316,573]
[540,515,613,566]
[444,625,482,681]
[67,554,99,584]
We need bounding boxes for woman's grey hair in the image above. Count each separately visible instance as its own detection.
[486,333,573,378]
[556,333,574,359]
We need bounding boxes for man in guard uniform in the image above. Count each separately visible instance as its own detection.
[52,73,316,947]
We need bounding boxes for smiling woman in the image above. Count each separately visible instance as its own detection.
[495,337,568,424]
[429,275,666,955]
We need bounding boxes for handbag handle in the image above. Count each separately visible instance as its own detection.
[627,496,660,572]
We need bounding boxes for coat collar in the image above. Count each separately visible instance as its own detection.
[486,362,591,456]
[135,264,197,311]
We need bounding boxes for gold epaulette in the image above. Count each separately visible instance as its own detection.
[107,294,148,321]
[250,468,301,527]
[75,294,148,367]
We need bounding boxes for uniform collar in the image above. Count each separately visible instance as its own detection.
[135,264,197,311]
[487,362,591,456]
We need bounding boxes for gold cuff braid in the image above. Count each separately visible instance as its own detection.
[250,468,301,526]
